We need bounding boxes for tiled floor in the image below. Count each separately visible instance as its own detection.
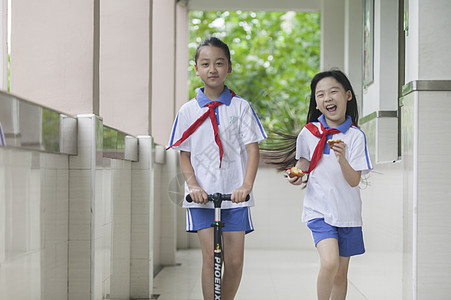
[152,249,368,300]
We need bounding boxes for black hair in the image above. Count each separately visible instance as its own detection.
[262,70,359,176]
[306,70,359,126]
[194,37,231,64]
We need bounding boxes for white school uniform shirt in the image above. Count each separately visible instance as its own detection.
[168,86,267,209]
[296,115,372,227]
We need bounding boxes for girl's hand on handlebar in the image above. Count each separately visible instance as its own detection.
[231,185,252,203]
[188,186,208,204]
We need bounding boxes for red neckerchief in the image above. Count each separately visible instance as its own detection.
[302,122,341,174]
[166,90,236,168]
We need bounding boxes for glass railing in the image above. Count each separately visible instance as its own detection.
[0,90,138,161]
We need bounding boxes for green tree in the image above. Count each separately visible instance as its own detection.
[188,10,320,136]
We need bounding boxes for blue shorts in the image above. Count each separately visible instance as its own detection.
[186,207,254,234]
[307,218,365,257]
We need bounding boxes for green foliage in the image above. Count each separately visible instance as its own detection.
[188,10,320,135]
[41,108,60,152]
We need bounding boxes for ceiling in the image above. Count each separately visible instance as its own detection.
[184,0,321,12]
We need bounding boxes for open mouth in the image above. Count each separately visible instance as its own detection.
[326,104,337,112]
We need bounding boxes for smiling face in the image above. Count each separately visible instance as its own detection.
[195,45,232,97]
[314,76,352,128]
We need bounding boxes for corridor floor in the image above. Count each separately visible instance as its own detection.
[152,249,367,300]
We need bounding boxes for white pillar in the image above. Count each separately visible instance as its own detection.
[151,0,176,145]
[130,136,154,298]
[68,114,103,300]
[320,0,345,71]
[99,0,151,136]
[344,0,363,107]
[403,0,451,299]
[0,0,8,90]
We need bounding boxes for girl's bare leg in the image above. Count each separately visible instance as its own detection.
[316,238,340,300]
[331,256,350,300]
[222,231,245,300]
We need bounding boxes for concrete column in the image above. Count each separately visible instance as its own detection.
[0,0,7,90]
[320,0,345,71]
[175,3,189,112]
[130,136,154,298]
[151,0,176,145]
[159,148,178,266]
[68,114,103,300]
[344,0,363,107]
[99,0,151,136]
[403,1,451,299]
[360,0,399,163]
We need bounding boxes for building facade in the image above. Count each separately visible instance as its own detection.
[0,0,450,299]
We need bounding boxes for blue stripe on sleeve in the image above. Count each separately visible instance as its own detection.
[169,114,179,146]
[249,105,267,139]
[356,127,373,170]
[0,122,5,146]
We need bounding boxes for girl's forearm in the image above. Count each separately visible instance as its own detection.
[339,160,361,187]
[242,142,260,189]
[180,150,209,203]
[296,158,310,171]
[179,151,200,189]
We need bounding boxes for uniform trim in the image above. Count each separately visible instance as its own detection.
[249,104,268,139]
[353,126,373,170]
[186,208,194,231]
[169,114,179,147]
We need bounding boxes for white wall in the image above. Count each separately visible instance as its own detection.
[359,0,451,298]
[354,162,403,300]
[130,136,154,298]
[320,0,345,72]
[355,116,405,298]
[344,0,364,107]
[248,167,312,250]
[361,0,399,116]
[0,150,69,300]
[175,4,190,113]
[153,148,178,268]
[403,1,451,298]
[406,0,451,82]
[0,114,170,300]
[10,0,96,115]
[151,0,177,145]
[3,0,187,298]
[99,0,151,136]
[359,0,399,164]
[0,0,7,90]
[402,89,451,299]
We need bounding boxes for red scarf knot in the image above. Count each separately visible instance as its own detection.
[166,89,236,168]
[302,122,340,174]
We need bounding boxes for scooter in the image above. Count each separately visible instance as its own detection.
[186,193,249,300]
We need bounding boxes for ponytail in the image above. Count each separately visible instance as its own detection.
[261,131,298,172]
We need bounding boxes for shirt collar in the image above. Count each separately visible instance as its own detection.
[318,114,353,133]
[196,86,233,108]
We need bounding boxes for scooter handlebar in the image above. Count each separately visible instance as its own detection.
[185,193,250,203]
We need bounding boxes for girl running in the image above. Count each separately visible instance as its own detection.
[266,70,372,300]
